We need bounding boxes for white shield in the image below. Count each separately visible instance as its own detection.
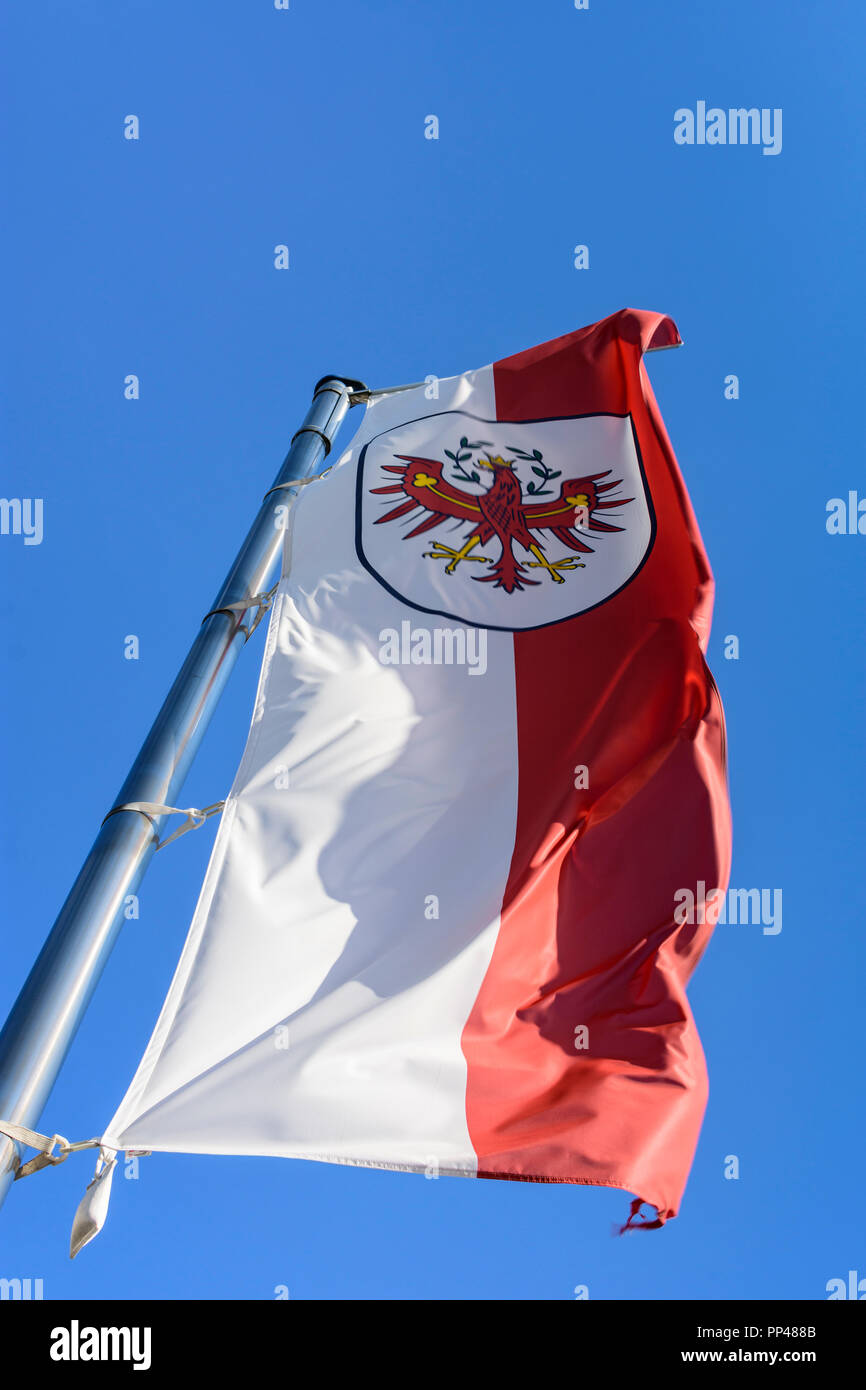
[356,410,655,631]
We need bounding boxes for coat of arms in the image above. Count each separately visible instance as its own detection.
[356,411,654,631]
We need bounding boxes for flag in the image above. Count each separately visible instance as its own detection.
[92,309,730,1235]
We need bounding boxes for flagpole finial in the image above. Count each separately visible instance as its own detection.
[314,375,367,397]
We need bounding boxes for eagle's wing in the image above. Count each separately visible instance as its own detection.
[521,471,633,553]
[370,455,483,538]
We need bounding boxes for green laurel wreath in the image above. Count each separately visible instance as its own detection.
[444,438,562,496]
[444,436,493,484]
[505,445,561,496]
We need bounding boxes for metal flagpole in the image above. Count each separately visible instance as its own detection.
[0,374,366,1210]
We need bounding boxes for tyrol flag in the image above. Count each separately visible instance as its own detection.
[77,308,731,1248]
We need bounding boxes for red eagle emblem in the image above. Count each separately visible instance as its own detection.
[370,438,630,595]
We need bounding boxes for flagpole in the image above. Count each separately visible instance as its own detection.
[0,375,365,1210]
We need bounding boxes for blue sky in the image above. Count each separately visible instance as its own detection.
[1,0,864,1299]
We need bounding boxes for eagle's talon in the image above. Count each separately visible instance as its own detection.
[526,558,586,571]
[423,538,491,574]
[525,544,586,582]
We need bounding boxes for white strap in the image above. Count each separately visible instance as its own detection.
[0,1119,102,1180]
[263,465,333,501]
[203,582,278,638]
[216,591,274,613]
[104,800,225,850]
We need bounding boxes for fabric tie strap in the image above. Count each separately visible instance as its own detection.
[101,799,225,851]
[0,1118,102,1180]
